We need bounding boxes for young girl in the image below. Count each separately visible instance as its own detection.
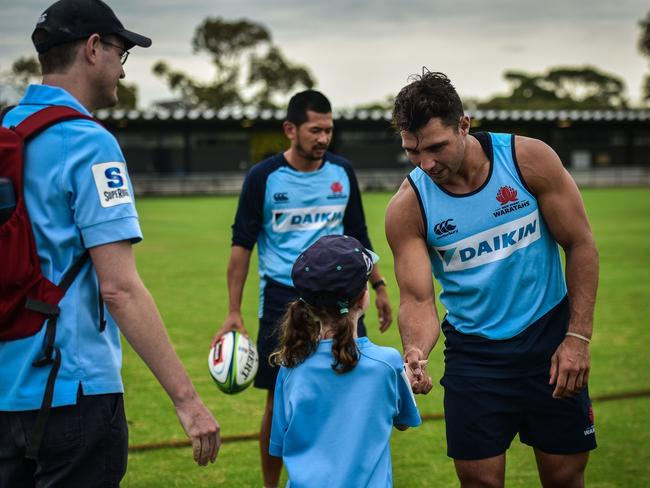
[269,235,421,488]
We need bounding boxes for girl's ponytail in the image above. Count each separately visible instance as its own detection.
[271,296,362,373]
[329,312,359,374]
[270,299,320,368]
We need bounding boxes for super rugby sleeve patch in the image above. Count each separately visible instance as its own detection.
[91,162,133,207]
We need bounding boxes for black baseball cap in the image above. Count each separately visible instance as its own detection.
[291,235,379,314]
[32,0,152,54]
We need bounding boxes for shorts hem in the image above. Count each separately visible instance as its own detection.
[521,439,597,455]
[447,446,509,461]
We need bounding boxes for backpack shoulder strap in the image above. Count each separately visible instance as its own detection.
[12,106,96,141]
[0,105,16,124]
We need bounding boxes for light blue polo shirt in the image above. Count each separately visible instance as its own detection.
[270,337,421,488]
[0,84,142,411]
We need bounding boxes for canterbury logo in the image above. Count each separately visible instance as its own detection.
[434,219,457,236]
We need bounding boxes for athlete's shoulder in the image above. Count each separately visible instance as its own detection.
[486,131,514,147]
[253,152,288,170]
[386,177,421,225]
[513,135,565,194]
[247,153,288,179]
[325,151,353,169]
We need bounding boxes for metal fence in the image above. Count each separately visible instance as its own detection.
[130,167,650,197]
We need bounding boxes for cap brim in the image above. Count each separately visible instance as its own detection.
[117,29,152,49]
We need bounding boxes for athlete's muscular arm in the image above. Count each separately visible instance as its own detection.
[516,136,599,399]
[386,180,440,394]
[90,241,221,466]
[211,245,252,345]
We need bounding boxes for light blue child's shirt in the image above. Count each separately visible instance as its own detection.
[270,337,421,488]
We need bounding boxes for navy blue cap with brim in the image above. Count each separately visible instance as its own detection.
[32,0,152,53]
[291,235,379,314]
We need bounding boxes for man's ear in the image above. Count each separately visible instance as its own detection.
[459,115,471,136]
[282,120,296,140]
[83,34,101,65]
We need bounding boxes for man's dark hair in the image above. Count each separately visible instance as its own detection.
[33,29,84,75]
[286,90,331,126]
[392,71,464,133]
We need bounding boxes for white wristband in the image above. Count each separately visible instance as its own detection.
[565,331,591,343]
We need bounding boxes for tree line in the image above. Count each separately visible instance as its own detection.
[2,12,650,111]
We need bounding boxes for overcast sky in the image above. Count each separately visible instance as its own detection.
[2,0,649,109]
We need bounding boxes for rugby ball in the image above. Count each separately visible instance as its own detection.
[208,331,259,394]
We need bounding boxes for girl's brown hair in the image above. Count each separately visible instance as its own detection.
[270,297,361,374]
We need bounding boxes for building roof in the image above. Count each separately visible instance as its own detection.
[95,107,650,123]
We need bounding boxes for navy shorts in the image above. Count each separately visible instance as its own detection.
[441,373,597,460]
[255,278,367,390]
[0,390,128,488]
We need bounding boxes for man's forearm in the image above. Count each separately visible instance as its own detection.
[565,243,599,337]
[105,281,198,405]
[226,246,252,313]
[398,300,440,358]
[369,266,385,288]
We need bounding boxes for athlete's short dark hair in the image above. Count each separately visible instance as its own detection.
[392,70,464,133]
[286,90,332,126]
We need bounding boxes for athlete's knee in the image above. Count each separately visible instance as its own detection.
[537,452,588,488]
[457,473,503,488]
[540,464,586,488]
[455,459,504,488]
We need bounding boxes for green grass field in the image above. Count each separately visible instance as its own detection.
[122,188,650,487]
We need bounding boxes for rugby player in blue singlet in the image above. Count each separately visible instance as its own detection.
[385,72,598,488]
[211,90,393,488]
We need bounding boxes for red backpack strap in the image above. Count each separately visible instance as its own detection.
[12,106,96,141]
[0,105,15,123]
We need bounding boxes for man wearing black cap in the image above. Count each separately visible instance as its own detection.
[0,1,220,485]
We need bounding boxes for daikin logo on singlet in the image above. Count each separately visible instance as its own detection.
[433,211,541,271]
[272,205,346,233]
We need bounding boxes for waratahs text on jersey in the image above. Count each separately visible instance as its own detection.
[493,199,530,217]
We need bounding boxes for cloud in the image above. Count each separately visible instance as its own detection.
[2,0,648,106]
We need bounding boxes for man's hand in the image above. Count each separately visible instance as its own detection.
[211,311,248,347]
[404,348,432,394]
[549,335,591,398]
[374,286,393,332]
[175,397,221,466]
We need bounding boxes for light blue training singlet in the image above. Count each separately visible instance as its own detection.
[408,132,567,340]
